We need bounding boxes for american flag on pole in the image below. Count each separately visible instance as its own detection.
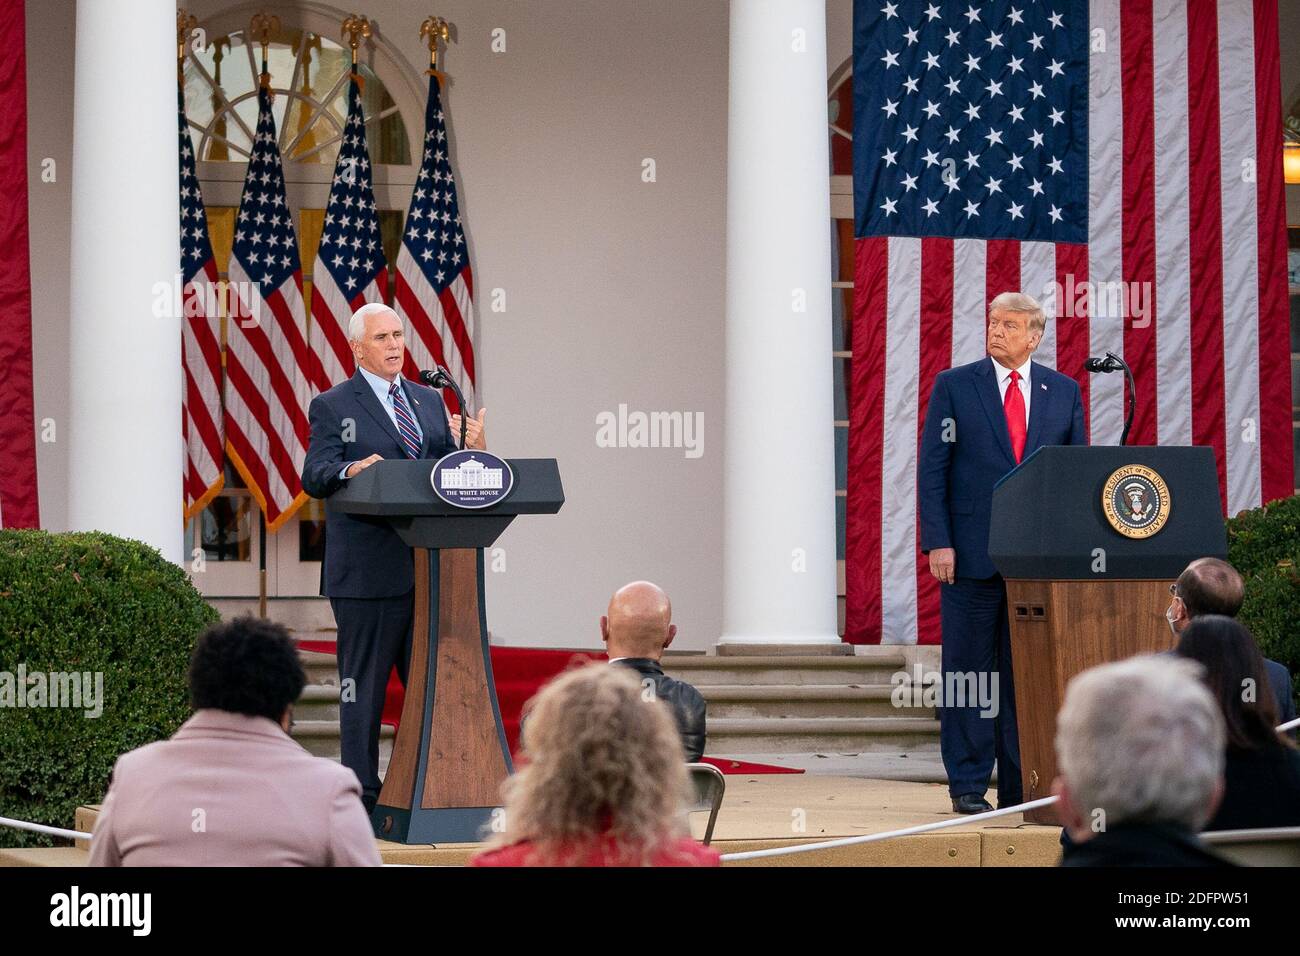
[309,73,387,389]
[846,0,1293,644]
[224,81,314,532]
[394,75,476,414]
[179,85,225,518]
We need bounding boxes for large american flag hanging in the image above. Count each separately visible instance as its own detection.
[179,85,225,519]
[846,0,1292,644]
[309,73,388,389]
[225,82,314,532]
[394,75,477,414]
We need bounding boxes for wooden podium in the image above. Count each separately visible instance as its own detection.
[988,445,1225,825]
[328,458,564,843]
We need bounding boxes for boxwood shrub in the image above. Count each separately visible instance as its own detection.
[0,530,218,848]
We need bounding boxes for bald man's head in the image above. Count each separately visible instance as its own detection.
[600,581,677,660]
[1176,558,1245,620]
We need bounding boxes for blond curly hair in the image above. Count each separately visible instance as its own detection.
[482,662,692,865]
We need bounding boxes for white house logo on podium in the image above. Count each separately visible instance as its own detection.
[1101,464,1172,539]
[431,450,515,509]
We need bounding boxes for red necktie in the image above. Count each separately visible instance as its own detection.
[1004,369,1026,463]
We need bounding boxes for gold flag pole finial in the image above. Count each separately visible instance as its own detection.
[420,16,450,86]
[249,12,280,89]
[177,10,197,65]
[342,14,371,68]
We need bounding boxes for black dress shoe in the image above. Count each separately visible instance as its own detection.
[951,793,994,814]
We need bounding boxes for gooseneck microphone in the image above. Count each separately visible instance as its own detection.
[419,367,469,450]
[1083,351,1136,446]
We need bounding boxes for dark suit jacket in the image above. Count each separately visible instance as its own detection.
[613,658,707,762]
[1206,743,1300,832]
[1060,823,1232,867]
[919,357,1087,579]
[1265,658,1297,733]
[301,371,457,598]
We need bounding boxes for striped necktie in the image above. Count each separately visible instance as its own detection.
[388,382,422,460]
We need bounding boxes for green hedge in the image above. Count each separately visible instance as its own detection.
[1226,494,1300,704]
[0,530,218,848]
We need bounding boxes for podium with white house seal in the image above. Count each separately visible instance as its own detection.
[328,455,564,843]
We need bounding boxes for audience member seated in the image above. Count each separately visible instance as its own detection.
[1167,557,1295,729]
[470,664,720,867]
[89,617,381,867]
[600,580,707,762]
[1053,655,1231,867]
[1174,615,1300,832]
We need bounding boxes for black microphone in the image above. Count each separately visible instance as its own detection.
[1082,352,1136,445]
[1084,354,1124,373]
[419,367,469,450]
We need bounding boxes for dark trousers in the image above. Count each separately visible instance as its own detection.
[938,575,1023,805]
[330,590,415,800]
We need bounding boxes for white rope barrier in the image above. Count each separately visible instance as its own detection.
[718,795,1059,862]
[0,718,1296,860]
[0,816,90,842]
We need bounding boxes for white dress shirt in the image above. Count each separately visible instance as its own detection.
[340,366,424,479]
[992,355,1032,425]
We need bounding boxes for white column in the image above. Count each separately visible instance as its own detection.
[720,0,839,646]
[67,0,182,563]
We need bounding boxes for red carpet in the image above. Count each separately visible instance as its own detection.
[296,640,802,774]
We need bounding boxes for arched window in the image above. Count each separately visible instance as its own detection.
[182,27,410,170]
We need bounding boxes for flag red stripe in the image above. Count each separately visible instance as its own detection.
[183,365,223,466]
[1186,0,1228,512]
[234,286,313,445]
[310,290,355,382]
[1121,3,1158,446]
[1054,243,1091,438]
[1252,0,1294,504]
[224,416,280,523]
[915,238,953,646]
[437,282,476,385]
[844,236,888,644]
[224,351,305,503]
[985,240,1020,310]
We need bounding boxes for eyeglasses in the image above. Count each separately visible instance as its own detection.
[1168,583,1180,598]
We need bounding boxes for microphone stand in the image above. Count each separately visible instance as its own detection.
[421,368,469,449]
[1109,351,1136,447]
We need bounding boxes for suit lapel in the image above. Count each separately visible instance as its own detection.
[350,372,404,452]
[1024,361,1050,454]
[974,358,1017,468]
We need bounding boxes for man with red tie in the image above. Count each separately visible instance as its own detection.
[918,292,1087,814]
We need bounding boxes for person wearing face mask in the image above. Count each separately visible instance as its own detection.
[1165,557,1295,734]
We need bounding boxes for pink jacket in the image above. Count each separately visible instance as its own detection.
[89,709,381,867]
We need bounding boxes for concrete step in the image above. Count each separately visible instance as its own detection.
[715,642,853,657]
[295,683,341,721]
[663,654,908,686]
[299,650,340,686]
[290,719,395,772]
[701,683,934,719]
[704,716,941,754]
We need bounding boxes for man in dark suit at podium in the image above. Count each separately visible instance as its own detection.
[919,292,1086,814]
[302,303,486,813]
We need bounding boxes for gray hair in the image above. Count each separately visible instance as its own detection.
[347,303,398,342]
[1055,655,1224,832]
[988,291,1045,336]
